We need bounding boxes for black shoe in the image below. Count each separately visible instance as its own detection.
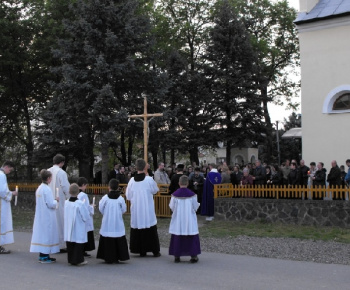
[140,253,146,257]
[153,252,161,257]
[174,257,180,263]
[190,256,199,263]
[59,248,68,253]
[84,252,91,258]
[0,246,10,254]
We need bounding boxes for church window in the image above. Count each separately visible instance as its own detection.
[332,93,350,110]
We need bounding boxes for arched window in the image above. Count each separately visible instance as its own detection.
[333,93,350,110]
[323,85,350,114]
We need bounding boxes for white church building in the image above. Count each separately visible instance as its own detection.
[295,0,350,168]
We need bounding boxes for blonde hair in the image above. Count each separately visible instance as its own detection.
[69,183,80,196]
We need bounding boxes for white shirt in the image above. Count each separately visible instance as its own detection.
[126,175,159,229]
[64,199,89,243]
[169,195,199,235]
[99,194,126,238]
[77,192,94,232]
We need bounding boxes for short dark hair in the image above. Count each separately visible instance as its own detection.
[40,169,52,182]
[53,154,65,165]
[109,178,119,191]
[310,162,316,166]
[77,177,88,187]
[135,159,146,171]
[346,159,350,164]
[2,161,15,168]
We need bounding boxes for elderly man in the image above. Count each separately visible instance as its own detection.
[154,162,170,185]
[252,160,266,185]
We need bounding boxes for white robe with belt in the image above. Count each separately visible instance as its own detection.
[30,183,59,254]
[126,176,159,229]
[48,165,70,248]
[0,170,14,246]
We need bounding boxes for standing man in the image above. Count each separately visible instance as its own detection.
[201,163,221,221]
[299,160,310,187]
[154,162,170,185]
[0,161,17,254]
[169,164,185,194]
[252,160,266,185]
[109,163,119,181]
[344,159,350,186]
[48,154,70,252]
[126,159,161,257]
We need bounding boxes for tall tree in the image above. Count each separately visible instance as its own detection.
[229,0,300,162]
[0,0,51,180]
[205,0,264,163]
[41,0,162,181]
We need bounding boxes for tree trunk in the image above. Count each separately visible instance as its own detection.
[120,129,126,165]
[189,147,199,166]
[101,137,109,184]
[171,148,175,165]
[127,133,134,166]
[261,85,273,163]
[226,140,232,165]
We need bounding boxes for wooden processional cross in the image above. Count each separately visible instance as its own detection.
[128,97,163,163]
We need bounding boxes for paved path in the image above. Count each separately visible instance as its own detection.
[1,232,349,290]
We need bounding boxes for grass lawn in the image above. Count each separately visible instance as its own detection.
[12,209,350,244]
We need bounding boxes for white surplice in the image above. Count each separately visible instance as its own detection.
[0,170,14,246]
[126,176,159,229]
[169,195,200,235]
[30,183,60,254]
[64,199,89,243]
[48,165,70,248]
[77,192,94,232]
[99,194,127,238]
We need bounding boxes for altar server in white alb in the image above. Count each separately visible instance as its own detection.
[96,179,129,264]
[48,154,70,252]
[126,159,161,257]
[77,177,95,258]
[0,161,17,254]
[30,170,60,263]
[169,175,201,263]
[64,183,89,266]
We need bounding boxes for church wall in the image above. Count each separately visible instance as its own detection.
[298,19,350,169]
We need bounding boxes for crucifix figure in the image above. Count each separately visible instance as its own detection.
[129,97,163,163]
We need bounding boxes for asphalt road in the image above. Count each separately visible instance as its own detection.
[1,232,349,290]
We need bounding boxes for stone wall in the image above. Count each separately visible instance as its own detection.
[214,198,350,228]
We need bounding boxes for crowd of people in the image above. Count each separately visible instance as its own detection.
[0,156,201,265]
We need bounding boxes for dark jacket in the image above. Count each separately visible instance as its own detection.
[253,166,266,185]
[327,166,342,187]
[270,171,283,186]
[299,165,310,186]
[230,171,243,186]
[288,169,300,186]
[313,168,327,187]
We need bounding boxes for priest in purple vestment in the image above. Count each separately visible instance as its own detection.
[201,163,222,221]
